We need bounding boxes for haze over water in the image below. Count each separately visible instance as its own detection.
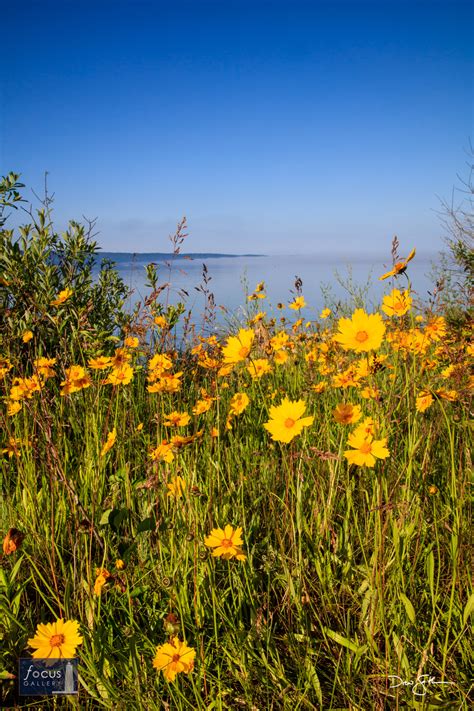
[98,252,439,334]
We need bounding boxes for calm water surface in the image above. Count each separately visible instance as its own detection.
[97,253,437,333]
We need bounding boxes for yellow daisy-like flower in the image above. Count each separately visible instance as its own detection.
[249,311,266,325]
[100,427,117,456]
[344,430,389,468]
[60,366,92,395]
[263,397,314,443]
[0,356,13,379]
[270,331,290,351]
[154,315,168,329]
[274,350,289,365]
[7,400,22,416]
[379,248,416,280]
[229,392,250,416]
[105,363,134,386]
[416,391,433,412]
[222,329,255,365]
[88,356,112,370]
[425,316,447,342]
[160,371,183,393]
[334,309,386,353]
[192,397,213,415]
[204,524,246,560]
[1,436,31,458]
[153,636,196,682]
[170,431,203,449]
[333,403,362,424]
[9,375,42,401]
[320,308,331,319]
[28,619,83,659]
[441,364,455,379]
[381,289,412,317]
[167,475,186,498]
[33,357,57,379]
[93,568,111,595]
[246,358,272,380]
[289,296,306,311]
[22,330,34,343]
[164,411,191,427]
[351,417,376,438]
[148,353,173,375]
[150,441,175,463]
[50,288,73,306]
[110,348,132,368]
[124,336,139,348]
[3,528,25,555]
[435,388,457,402]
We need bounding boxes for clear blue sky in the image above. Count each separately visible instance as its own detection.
[2,0,472,255]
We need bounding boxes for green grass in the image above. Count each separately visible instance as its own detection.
[1,277,473,710]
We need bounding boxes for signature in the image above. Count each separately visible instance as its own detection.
[387,674,453,696]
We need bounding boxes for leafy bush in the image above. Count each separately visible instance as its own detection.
[0,173,129,361]
[432,151,474,327]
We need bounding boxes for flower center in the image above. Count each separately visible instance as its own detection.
[355,330,369,343]
[360,442,372,454]
[221,538,232,548]
[171,654,181,663]
[49,634,65,648]
[284,418,295,428]
[238,346,249,358]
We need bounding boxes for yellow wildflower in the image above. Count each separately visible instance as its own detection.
[333,403,362,424]
[289,296,306,310]
[50,288,73,306]
[204,524,246,560]
[153,637,195,682]
[100,427,117,456]
[222,329,255,365]
[167,476,186,498]
[229,392,250,416]
[334,309,385,353]
[28,619,83,659]
[379,248,416,280]
[264,397,314,443]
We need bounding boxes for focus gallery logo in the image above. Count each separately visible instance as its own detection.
[19,658,78,696]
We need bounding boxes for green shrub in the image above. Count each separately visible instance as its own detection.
[0,173,129,361]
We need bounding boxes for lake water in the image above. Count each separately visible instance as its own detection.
[96,252,439,333]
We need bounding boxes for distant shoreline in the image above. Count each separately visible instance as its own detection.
[99,252,267,259]
[97,251,438,262]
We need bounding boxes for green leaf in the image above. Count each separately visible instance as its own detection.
[426,550,435,601]
[400,593,416,623]
[99,509,113,525]
[463,592,474,627]
[304,655,323,707]
[324,628,364,654]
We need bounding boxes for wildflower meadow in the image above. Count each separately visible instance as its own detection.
[1,175,473,709]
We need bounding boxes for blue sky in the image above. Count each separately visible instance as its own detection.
[2,0,472,255]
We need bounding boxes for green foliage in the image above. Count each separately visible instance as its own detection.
[432,152,474,327]
[0,174,129,360]
[0,173,471,709]
[0,173,25,229]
